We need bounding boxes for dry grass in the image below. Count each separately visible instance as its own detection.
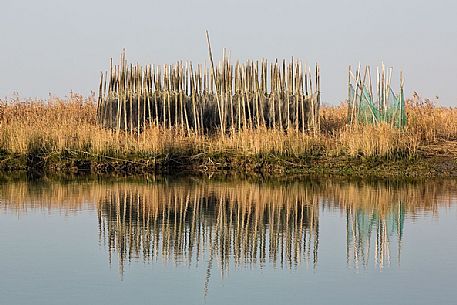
[406,98,457,142]
[0,94,456,160]
[337,123,420,158]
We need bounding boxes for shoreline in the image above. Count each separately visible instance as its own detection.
[2,97,457,182]
[1,141,456,180]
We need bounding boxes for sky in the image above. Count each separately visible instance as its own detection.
[1,0,456,105]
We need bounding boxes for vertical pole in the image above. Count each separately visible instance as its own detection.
[205,30,224,136]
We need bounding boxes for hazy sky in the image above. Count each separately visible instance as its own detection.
[2,0,456,105]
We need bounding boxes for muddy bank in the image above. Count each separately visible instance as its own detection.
[1,142,456,180]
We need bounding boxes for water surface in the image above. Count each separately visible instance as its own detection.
[1,179,456,305]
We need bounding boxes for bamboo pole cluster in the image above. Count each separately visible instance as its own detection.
[96,51,321,137]
[348,64,406,127]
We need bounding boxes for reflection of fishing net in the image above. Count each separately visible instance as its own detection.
[347,204,405,269]
[348,208,404,241]
[348,65,406,128]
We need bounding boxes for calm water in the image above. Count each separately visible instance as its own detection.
[1,178,457,305]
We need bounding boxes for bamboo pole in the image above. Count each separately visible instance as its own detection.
[277,61,283,131]
[300,62,305,134]
[129,64,134,136]
[294,61,299,132]
[97,72,103,123]
[205,30,224,136]
[316,64,320,133]
[137,64,141,140]
[147,65,152,129]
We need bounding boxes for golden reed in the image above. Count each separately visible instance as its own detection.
[1,93,456,159]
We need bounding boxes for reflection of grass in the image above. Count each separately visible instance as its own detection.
[0,95,456,176]
[2,178,454,218]
[1,179,455,274]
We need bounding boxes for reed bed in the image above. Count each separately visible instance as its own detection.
[1,179,456,274]
[407,95,457,142]
[0,92,456,162]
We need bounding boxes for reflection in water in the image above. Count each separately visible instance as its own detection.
[97,183,319,282]
[1,179,456,278]
[346,205,403,270]
[321,181,455,270]
[0,181,99,213]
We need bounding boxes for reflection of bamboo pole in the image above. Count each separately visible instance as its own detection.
[93,183,322,276]
[2,179,455,275]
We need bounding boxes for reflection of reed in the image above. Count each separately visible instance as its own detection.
[0,181,101,214]
[97,183,320,277]
[1,179,456,274]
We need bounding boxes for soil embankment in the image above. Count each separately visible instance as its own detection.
[1,141,456,179]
